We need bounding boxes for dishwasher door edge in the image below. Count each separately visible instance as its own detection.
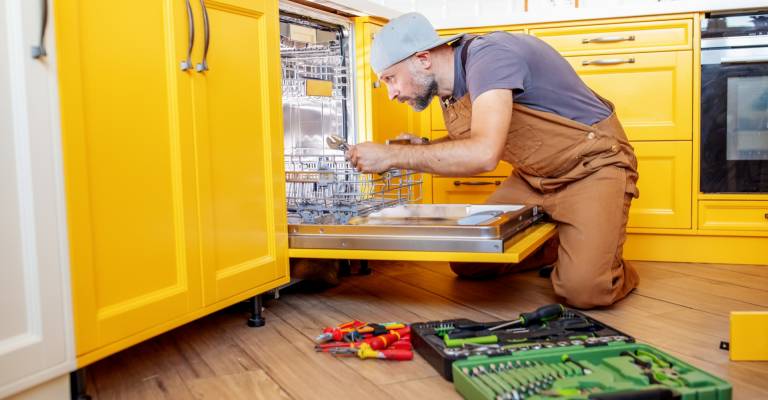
[287,222,558,263]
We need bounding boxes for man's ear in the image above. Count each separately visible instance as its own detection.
[412,51,432,69]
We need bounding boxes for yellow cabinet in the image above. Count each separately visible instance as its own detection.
[628,141,692,229]
[531,19,692,56]
[193,1,288,305]
[699,201,768,231]
[433,177,504,204]
[431,102,447,131]
[567,51,693,141]
[355,19,415,144]
[56,0,287,363]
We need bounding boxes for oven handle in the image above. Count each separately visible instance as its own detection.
[720,55,768,64]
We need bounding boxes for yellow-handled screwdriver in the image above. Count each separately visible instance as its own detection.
[487,304,565,332]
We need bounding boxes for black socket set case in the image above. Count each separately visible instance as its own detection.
[411,308,635,381]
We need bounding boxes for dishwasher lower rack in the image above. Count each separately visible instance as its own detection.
[288,204,544,253]
[285,152,422,225]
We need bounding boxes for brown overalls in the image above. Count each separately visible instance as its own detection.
[444,39,640,309]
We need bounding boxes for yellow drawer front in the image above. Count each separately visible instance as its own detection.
[568,51,693,141]
[629,141,692,229]
[699,201,768,231]
[531,19,692,56]
[433,177,504,204]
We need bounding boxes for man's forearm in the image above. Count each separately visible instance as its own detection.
[391,138,500,176]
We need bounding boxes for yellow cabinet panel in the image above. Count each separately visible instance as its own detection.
[433,177,504,204]
[699,201,768,231]
[628,141,692,229]
[194,1,288,305]
[56,0,203,353]
[531,19,692,56]
[568,51,692,141]
[431,103,446,131]
[357,21,415,144]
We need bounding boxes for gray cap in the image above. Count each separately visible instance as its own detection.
[370,12,463,75]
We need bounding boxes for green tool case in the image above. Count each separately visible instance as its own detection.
[452,342,731,400]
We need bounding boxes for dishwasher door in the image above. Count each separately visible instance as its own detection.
[288,204,557,263]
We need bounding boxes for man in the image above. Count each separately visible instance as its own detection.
[346,12,639,309]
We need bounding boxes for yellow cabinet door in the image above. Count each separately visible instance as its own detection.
[530,19,692,56]
[431,101,446,131]
[356,21,415,144]
[56,0,203,354]
[433,177,504,204]
[192,0,289,305]
[567,51,692,141]
[628,141,692,229]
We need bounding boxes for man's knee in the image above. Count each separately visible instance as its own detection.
[552,268,615,309]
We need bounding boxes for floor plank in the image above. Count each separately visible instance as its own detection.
[231,308,396,400]
[84,261,768,400]
[185,371,291,400]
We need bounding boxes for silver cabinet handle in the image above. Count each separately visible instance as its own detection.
[31,0,48,59]
[581,58,635,66]
[582,35,635,44]
[720,55,768,64]
[453,180,501,186]
[180,0,195,71]
[196,0,210,72]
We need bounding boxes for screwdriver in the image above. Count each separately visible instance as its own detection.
[487,304,565,332]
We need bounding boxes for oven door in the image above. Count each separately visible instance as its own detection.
[701,47,768,193]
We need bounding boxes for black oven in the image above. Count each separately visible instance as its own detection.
[701,11,768,193]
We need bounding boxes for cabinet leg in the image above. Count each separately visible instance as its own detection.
[247,294,265,327]
[339,259,351,277]
[70,368,91,400]
[358,260,371,275]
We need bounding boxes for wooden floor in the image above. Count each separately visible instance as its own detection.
[85,260,768,399]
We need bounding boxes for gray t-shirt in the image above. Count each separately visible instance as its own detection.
[450,32,610,125]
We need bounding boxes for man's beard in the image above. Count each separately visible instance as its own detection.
[409,72,438,112]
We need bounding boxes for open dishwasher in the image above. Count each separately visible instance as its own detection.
[278,4,555,263]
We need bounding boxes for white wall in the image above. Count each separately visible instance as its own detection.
[323,0,763,29]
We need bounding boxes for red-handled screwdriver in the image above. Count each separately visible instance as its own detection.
[364,327,409,350]
[358,343,413,361]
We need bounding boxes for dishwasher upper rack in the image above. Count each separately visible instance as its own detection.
[285,152,422,224]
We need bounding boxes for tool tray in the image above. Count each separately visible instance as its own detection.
[453,342,731,400]
[411,309,633,381]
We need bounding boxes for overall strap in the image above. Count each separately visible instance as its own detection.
[460,35,480,76]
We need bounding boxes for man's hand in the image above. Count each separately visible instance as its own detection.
[346,142,393,173]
